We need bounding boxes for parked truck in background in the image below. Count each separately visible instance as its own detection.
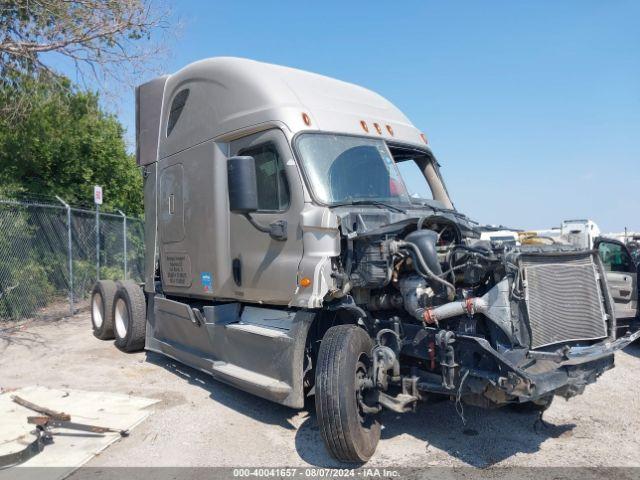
[90,57,640,463]
[561,219,601,250]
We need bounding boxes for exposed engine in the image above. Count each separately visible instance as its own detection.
[329,212,617,410]
[339,215,507,327]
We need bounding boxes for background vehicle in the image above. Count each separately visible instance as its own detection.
[629,242,640,267]
[595,237,639,333]
[525,219,600,248]
[561,219,601,249]
[92,58,640,463]
[478,226,521,247]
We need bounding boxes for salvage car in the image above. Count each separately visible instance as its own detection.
[595,237,639,333]
[90,57,640,463]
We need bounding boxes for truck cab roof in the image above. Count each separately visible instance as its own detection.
[137,57,428,165]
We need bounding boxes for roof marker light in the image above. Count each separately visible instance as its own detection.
[420,133,428,144]
[360,120,369,133]
[302,112,311,126]
[373,123,382,134]
[386,125,394,136]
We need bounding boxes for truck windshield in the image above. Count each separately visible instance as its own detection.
[296,133,412,206]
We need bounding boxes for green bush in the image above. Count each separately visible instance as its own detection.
[0,261,54,320]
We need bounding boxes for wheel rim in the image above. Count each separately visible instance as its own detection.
[355,353,373,426]
[92,294,103,329]
[114,298,129,339]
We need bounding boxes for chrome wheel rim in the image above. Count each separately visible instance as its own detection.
[115,298,129,339]
[92,294,103,329]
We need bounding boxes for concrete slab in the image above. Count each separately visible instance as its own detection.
[0,386,158,479]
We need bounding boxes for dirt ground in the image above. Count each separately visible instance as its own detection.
[1,313,639,471]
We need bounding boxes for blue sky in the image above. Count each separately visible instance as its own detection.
[110,0,639,232]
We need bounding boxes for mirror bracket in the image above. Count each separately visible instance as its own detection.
[243,214,287,241]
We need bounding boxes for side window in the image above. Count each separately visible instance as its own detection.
[598,242,634,273]
[395,159,433,201]
[166,89,189,137]
[239,143,290,211]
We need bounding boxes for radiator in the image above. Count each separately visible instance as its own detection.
[521,252,608,349]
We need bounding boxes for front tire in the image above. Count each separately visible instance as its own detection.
[113,281,146,352]
[315,324,381,463]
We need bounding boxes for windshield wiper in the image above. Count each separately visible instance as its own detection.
[331,199,406,214]
[409,198,456,214]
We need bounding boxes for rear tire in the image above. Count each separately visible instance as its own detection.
[315,324,381,463]
[113,281,147,352]
[91,280,117,340]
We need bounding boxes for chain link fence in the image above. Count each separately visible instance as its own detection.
[0,197,144,322]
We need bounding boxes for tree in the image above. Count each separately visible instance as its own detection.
[0,76,143,215]
[0,0,170,83]
[0,0,171,120]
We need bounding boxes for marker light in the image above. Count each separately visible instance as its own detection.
[420,133,428,144]
[386,125,394,136]
[302,112,311,126]
[373,123,382,134]
[360,120,369,133]
[299,277,312,288]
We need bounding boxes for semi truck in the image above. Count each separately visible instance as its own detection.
[91,57,640,463]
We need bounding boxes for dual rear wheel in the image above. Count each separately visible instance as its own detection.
[91,280,146,352]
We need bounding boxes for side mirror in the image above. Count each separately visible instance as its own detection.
[227,156,258,213]
[226,155,288,241]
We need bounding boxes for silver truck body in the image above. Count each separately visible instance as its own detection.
[135,57,639,447]
[139,57,449,306]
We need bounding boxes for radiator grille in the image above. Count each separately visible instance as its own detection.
[521,252,607,349]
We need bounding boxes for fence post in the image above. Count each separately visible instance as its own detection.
[118,210,128,280]
[96,204,100,280]
[56,196,74,316]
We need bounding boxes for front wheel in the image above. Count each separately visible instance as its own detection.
[315,324,381,463]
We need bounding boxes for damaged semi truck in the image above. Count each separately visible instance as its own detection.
[91,57,640,462]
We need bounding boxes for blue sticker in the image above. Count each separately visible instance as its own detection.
[201,272,213,292]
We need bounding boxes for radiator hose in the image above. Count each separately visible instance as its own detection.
[419,296,489,326]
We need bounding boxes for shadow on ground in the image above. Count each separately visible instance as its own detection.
[623,340,640,359]
[0,324,48,352]
[145,351,574,468]
[295,400,574,468]
[145,351,301,432]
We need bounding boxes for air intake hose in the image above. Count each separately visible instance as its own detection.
[405,230,442,275]
[395,231,455,297]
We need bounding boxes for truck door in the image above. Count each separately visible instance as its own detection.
[596,238,638,321]
[228,129,304,305]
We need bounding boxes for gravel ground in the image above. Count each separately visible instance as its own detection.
[1,313,639,471]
